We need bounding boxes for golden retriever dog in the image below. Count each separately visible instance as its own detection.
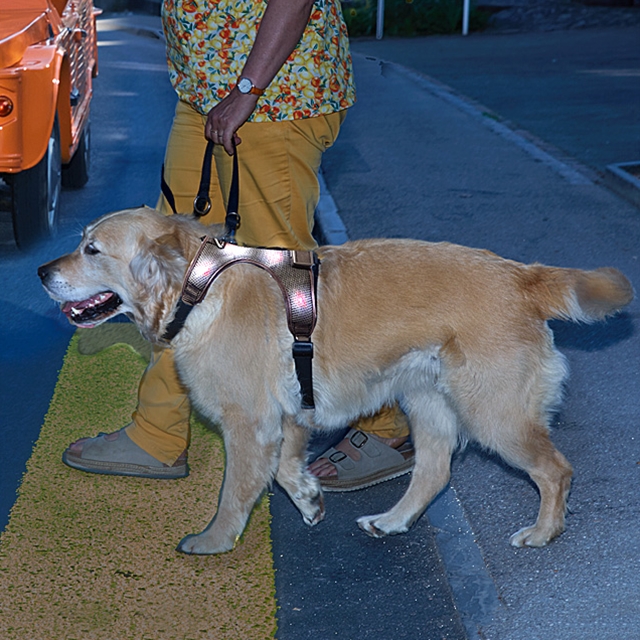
[38,207,633,554]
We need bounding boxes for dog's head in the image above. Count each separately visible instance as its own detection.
[38,207,211,342]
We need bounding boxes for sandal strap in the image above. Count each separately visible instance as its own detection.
[320,428,407,479]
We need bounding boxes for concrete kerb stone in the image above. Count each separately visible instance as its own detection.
[314,172,350,246]
[604,162,640,210]
[428,486,502,638]
[314,177,502,640]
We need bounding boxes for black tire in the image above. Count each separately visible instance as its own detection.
[62,120,90,188]
[12,117,62,249]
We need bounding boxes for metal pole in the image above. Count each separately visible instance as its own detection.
[376,0,385,40]
[462,0,470,35]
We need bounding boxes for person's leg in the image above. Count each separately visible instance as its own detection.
[126,101,226,463]
[307,406,412,487]
[63,106,409,482]
[133,112,343,461]
[212,114,412,485]
[64,101,220,475]
[213,111,346,250]
[125,345,191,464]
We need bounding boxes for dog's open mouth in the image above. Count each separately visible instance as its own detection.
[61,291,123,328]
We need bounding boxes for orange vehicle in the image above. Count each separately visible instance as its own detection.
[0,0,100,248]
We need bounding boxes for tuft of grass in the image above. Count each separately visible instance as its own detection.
[342,0,490,37]
[0,334,277,639]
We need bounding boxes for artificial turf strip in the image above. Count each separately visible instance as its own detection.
[0,331,277,639]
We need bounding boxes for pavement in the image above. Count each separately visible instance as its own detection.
[312,25,640,640]
[3,10,639,640]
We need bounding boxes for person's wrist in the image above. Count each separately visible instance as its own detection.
[236,76,265,96]
[231,86,260,104]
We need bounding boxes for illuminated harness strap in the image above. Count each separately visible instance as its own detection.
[163,237,320,410]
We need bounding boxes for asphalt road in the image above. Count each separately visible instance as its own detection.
[350,26,640,174]
[319,41,640,638]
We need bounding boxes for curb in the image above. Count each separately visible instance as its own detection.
[313,177,501,640]
[313,172,349,246]
[604,162,640,210]
[379,59,596,187]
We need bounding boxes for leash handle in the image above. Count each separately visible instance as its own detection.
[161,138,241,239]
[192,141,241,244]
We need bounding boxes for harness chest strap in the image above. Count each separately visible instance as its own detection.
[163,237,320,409]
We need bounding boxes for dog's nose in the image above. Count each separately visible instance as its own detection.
[37,264,50,281]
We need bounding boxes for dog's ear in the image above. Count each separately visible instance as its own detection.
[129,234,188,293]
[154,232,186,259]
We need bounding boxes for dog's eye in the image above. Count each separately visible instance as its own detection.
[84,243,100,256]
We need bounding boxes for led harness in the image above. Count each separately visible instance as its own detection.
[160,142,320,409]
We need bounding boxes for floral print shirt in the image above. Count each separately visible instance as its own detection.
[161,0,356,122]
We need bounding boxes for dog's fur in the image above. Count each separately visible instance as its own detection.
[39,207,634,554]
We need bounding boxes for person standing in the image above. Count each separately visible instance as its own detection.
[63,0,413,490]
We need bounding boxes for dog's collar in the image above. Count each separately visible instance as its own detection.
[163,236,320,409]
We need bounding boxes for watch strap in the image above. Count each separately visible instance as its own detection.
[238,77,265,96]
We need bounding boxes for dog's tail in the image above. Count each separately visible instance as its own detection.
[520,265,634,322]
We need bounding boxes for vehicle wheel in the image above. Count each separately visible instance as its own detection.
[62,120,90,188]
[12,117,62,248]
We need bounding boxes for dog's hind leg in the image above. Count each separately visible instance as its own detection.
[177,408,282,555]
[466,349,573,548]
[275,416,325,526]
[491,421,572,548]
[357,392,458,538]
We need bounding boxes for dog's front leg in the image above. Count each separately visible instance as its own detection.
[357,393,458,537]
[177,409,282,555]
[275,416,325,526]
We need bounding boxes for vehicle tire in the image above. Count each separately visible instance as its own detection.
[12,117,62,249]
[62,120,90,188]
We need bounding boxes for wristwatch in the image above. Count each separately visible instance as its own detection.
[237,77,265,96]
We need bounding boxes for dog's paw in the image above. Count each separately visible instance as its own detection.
[357,514,409,538]
[509,524,562,548]
[301,490,325,527]
[176,532,237,555]
[286,473,325,527]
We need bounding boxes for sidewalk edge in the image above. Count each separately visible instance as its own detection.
[314,184,501,639]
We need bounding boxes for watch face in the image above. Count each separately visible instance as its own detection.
[238,78,252,94]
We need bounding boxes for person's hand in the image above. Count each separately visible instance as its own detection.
[205,88,259,155]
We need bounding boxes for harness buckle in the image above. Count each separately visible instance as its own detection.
[292,250,315,269]
[292,339,315,409]
[292,339,314,359]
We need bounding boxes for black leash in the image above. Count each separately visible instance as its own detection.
[192,140,214,217]
[161,141,241,242]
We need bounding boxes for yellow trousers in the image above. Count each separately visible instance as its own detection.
[126,101,408,464]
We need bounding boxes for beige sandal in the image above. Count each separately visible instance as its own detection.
[315,429,414,492]
[62,427,188,479]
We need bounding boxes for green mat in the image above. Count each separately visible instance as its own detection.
[0,328,277,639]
